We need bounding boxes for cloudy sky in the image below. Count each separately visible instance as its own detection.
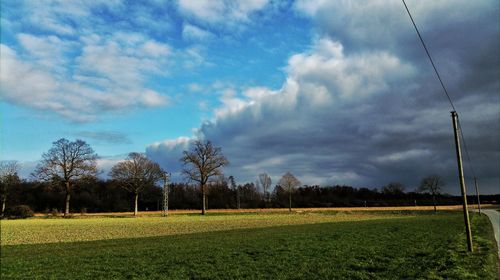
[1,0,498,194]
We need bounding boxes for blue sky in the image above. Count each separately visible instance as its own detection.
[1,0,310,159]
[1,0,499,194]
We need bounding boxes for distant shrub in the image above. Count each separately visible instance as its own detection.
[6,205,34,219]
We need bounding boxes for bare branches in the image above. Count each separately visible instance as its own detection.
[109,152,165,194]
[278,172,300,212]
[37,139,96,181]
[278,172,301,193]
[259,173,272,202]
[109,152,164,216]
[0,161,19,177]
[382,182,405,195]
[419,175,444,195]
[181,140,228,214]
[0,161,21,195]
[181,140,229,185]
[34,138,98,182]
[0,161,21,215]
[32,139,98,215]
[419,174,445,212]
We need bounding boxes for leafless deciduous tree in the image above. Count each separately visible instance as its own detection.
[419,175,445,212]
[109,152,164,216]
[33,139,98,216]
[278,172,301,212]
[181,140,228,215]
[382,182,405,195]
[0,161,20,215]
[259,173,272,203]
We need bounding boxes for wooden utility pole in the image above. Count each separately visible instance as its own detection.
[474,177,481,214]
[451,111,473,252]
[163,173,170,217]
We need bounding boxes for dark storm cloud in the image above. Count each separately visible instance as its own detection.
[147,1,499,194]
[147,137,191,181]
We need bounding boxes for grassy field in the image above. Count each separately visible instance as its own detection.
[1,211,497,279]
[30,205,491,218]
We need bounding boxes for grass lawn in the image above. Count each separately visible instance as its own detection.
[1,211,497,279]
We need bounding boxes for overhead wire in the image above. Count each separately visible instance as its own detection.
[402,0,456,112]
[457,119,477,179]
[401,0,478,183]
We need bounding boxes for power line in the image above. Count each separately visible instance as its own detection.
[457,118,477,179]
[402,0,456,112]
[402,0,478,181]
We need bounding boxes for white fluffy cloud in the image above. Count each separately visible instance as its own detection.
[1,31,170,122]
[1,0,275,122]
[0,1,187,122]
[182,24,215,41]
[177,0,268,24]
[24,0,122,35]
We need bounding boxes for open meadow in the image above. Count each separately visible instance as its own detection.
[1,210,498,279]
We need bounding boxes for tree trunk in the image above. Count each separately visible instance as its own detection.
[64,181,71,216]
[432,193,437,212]
[1,196,6,215]
[201,184,206,215]
[134,192,139,216]
[289,191,292,212]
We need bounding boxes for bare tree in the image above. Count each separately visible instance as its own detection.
[0,161,21,215]
[419,175,445,212]
[259,173,272,203]
[33,139,98,216]
[109,153,164,216]
[181,140,229,215]
[278,172,301,212]
[382,182,405,195]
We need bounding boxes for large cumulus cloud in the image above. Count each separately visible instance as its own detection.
[147,0,499,194]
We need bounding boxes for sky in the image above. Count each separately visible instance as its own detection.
[1,0,499,195]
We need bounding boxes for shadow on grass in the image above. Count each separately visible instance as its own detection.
[2,213,497,279]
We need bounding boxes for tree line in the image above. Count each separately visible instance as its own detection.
[2,177,497,215]
[1,138,498,217]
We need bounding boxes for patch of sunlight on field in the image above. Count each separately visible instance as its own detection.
[1,212,407,245]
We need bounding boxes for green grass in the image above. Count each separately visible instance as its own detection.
[1,212,398,245]
[1,211,497,279]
